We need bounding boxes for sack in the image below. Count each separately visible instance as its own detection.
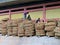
[55,32,60,36]
[18,23,24,33]
[2,18,9,21]
[1,29,7,35]
[0,28,2,33]
[18,33,24,36]
[47,19,56,22]
[46,31,55,37]
[1,22,7,28]
[25,30,34,36]
[18,29,24,34]
[23,20,33,24]
[25,33,34,36]
[7,21,12,27]
[35,22,45,30]
[36,30,45,36]
[54,27,60,33]
[45,22,56,26]
[45,26,56,31]
[24,27,34,30]
[12,27,18,36]
[57,21,60,27]
[17,18,23,23]
[0,30,1,34]
[18,22,25,36]
[12,20,18,27]
[7,29,13,36]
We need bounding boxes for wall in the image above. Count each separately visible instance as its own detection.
[11,13,23,19]
[10,8,60,20]
[29,11,43,20]
[46,8,60,19]
[0,15,9,21]
[0,8,60,20]
[11,11,43,20]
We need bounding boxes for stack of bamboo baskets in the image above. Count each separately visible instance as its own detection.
[54,20,60,38]
[45,20,57,37]
[18,19,25,37]
[7,20,18,36]
[1,18,60,38]
[1,21,7,35]
[54,27,60,38]
[7,20,13,36]
[23,20,34,36]
[35,22,45,36]
[0,21,2,34]
[1,18,9,35]
[12,20,18,36]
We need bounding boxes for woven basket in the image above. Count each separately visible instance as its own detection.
[54,27,60,33]
[55,32,60,36]
[46,31,55,37]
[1,29,7,35]
[7,29,13,36]
[35,22,45,30]
[45,22,56,26]
[45,26,56,31]
[36,30,45,36]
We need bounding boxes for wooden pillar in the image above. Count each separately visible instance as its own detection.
[9,10,11,20]
[43,4,46,22]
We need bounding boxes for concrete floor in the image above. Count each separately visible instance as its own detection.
[0,34,60,45]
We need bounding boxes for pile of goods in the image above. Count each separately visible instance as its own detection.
[18,19,25,37]
[0,18,60,38]
[35,22,45,36]
[0,21,2,34]
[54,27,60,38]
[45,19,57,37]
[23,20,34,36]
[7,20,13,36]
[1,21,7,35]
[7,20,18,36]
[54,20,60,38]
[1,18,9,35]
[12,20,18,36]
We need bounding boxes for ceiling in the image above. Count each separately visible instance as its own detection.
[0,0,59,6]
[0,0,41,6]
[0,0,60,10]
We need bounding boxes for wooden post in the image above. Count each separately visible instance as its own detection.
[9,10,11,20]
[43,4,46,22]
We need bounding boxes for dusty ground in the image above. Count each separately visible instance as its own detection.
[0,34,60,45]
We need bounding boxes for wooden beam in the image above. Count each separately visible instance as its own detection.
[46,6,60,10]
[0,1,60,13]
